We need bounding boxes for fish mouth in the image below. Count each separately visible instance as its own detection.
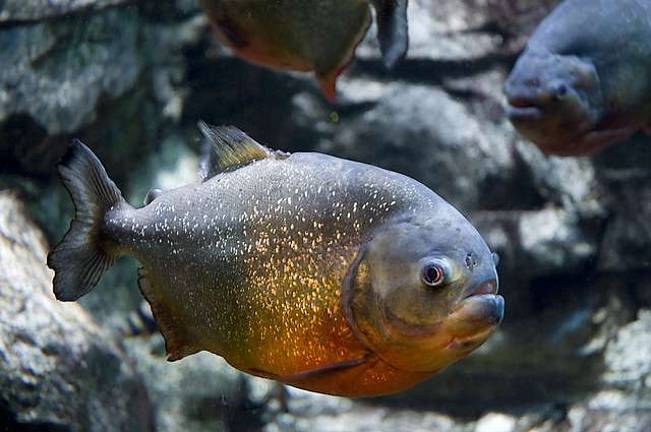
[463,278,498,299]
[439,283,503,354]
[504,92,545,122]
[453,293,504,325]
[507,105,544,122]
[449,278,504,330]
[506,93,540,108]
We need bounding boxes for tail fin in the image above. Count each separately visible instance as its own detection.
[47,140,125,301]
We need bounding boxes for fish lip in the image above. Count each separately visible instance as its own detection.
[505,94,541,109]
[504,92,545,121]
[452,293,505,325]
[506,104,544,121]
[463,279,498,299]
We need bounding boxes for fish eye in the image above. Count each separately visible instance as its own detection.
[552,83,568,99]
[421,262,446,287]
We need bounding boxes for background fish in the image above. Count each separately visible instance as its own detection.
[503,0,651,156]
[48,123,503,397]
[198,0,408,100]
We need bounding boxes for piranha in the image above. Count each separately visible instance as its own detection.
[503,0,651,156]
[198,0,408,100]
[48,123,503,397]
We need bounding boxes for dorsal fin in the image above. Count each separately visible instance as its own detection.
[198,121,274,181]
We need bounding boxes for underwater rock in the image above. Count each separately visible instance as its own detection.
[123,334,250,432]
[0,0,128,22]
[0,7,140,135]
[357,0,560,63]
[300,82,514,212]
[595,143,651,272]
[263,387,458,432]
[474,413,517,432]
[0,0,204,176]
[559,310,651,432]
[0,191,152,431]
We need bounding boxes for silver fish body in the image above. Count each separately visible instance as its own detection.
[49,125,502,397]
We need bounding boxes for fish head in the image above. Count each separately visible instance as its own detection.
[343,212,503,373]
[503,50,606,154]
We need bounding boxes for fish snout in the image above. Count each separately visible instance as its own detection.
[477,294,504,325]
[450,291,504,327]
[447,263,504,333]
[504,83,546,123]
[505,101,544,123]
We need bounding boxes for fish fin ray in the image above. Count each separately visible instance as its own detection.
[198,121,277,181]
[371,0,408,68]
[137,267,200,361]
[317,72,338,102]
[244,354,371,383]
[47,140,125,301]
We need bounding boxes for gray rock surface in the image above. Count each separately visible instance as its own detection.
[0,0,204,177]
[0,0,127,22]
[123,333,249,432]
[0,191,152,431]
[0,7,139,135]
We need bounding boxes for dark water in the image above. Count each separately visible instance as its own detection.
[1,1,650,431]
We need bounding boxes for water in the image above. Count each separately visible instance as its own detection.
[1,1,650,431]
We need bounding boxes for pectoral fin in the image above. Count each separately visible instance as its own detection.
[371,0,408,68]
[244,354,371,384]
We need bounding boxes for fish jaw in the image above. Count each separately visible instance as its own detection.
[506,105,545,123]
[380,279,503,373]
[446,293,504,338]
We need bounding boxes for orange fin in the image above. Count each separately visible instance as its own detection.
[137,267,200,361]
[317,72,339,103]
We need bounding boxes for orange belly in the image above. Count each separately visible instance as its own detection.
[276,355,432,398]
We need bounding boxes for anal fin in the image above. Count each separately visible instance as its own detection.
[137,267,200,361]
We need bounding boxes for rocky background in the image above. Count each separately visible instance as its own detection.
[1,0,650,431]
